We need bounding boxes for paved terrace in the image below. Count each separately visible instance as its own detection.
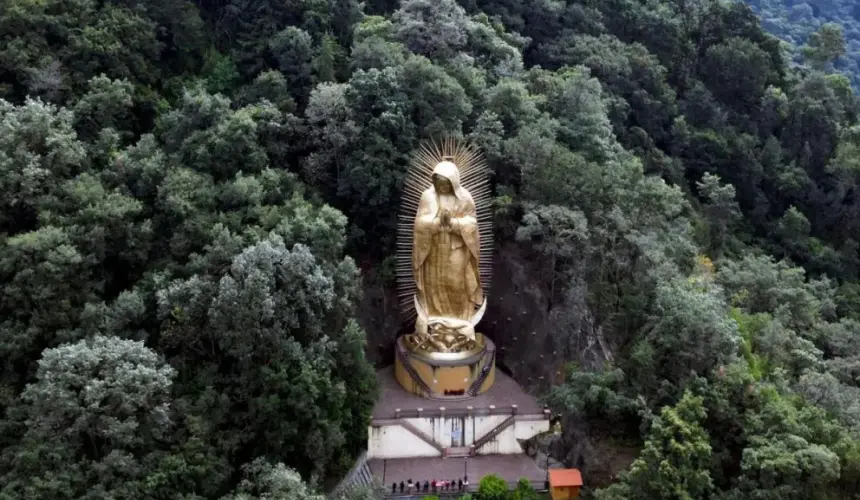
[369,455,547,495]
[372,366,545,420]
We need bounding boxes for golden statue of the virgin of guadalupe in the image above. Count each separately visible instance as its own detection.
[397,139,491,356]
[413,160,483,320]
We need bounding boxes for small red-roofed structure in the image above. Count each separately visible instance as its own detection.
[548,469,583,500]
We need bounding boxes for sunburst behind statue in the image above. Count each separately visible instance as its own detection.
[396,136,493,324]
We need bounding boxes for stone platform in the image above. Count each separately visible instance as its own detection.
[373,366,544,420]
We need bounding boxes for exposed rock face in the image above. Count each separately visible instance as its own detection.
[359,242,613,387]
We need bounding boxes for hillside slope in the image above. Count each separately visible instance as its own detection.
[746,0,860,85]
[0,0,859,498]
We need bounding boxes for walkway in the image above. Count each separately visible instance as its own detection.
[370,454,547,495]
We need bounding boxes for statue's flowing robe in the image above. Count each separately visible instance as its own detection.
[413,162,483,321]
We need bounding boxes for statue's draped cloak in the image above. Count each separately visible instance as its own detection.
[413,162,483,321]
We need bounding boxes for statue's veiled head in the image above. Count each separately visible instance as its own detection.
[432,174,454,195]
[432,161,464,198]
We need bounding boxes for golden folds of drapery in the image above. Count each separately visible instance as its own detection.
[397,137,492,358]
[412,160,483,319]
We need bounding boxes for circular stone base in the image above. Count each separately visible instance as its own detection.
[394,334,496,399]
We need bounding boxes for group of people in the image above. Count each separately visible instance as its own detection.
[391,477,470,495]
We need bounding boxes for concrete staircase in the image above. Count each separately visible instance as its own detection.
[331,451,373,497]
[467,343,495,396]
[472,415,516,452]
[398,420,444,454]
[443,447,471,458]
[396,341,434,396]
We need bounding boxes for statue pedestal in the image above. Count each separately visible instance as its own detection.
[394,334,496,399]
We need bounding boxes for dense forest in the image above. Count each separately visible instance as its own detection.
[2,0,860,498]
[746,0,860,87]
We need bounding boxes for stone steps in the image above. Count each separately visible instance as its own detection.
[331,451,373,497]
[398,420,445,453]
[444,446,472,458]
[467,344,495,396]
[473,415,516,451]
[396,342,434,395]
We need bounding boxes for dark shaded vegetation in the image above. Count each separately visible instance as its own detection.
[747,0,860,88]
[1,0,860,498]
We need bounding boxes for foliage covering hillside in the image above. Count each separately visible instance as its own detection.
[746,0,860,86]
[2,0,860,499]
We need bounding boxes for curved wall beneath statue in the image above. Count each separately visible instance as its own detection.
[395,335,496,398]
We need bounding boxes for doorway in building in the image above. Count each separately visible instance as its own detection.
[451,417,465,447]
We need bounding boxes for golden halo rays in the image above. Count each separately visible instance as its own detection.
[396,136,493,324]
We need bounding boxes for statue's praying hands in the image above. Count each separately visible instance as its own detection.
[441,209,452,230]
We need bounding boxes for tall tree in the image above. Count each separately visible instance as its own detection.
[596,392,714,500]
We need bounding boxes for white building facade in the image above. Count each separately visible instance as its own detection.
[368,410,550,459]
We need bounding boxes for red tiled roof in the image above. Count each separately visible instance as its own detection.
[548,469,583,487]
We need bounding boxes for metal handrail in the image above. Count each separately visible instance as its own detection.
[382,479,548,498]
[467,344,495,396]
[331,451,370,497]
[472,415,515,450]
[396,341,433,395]
[376,407,550,421]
